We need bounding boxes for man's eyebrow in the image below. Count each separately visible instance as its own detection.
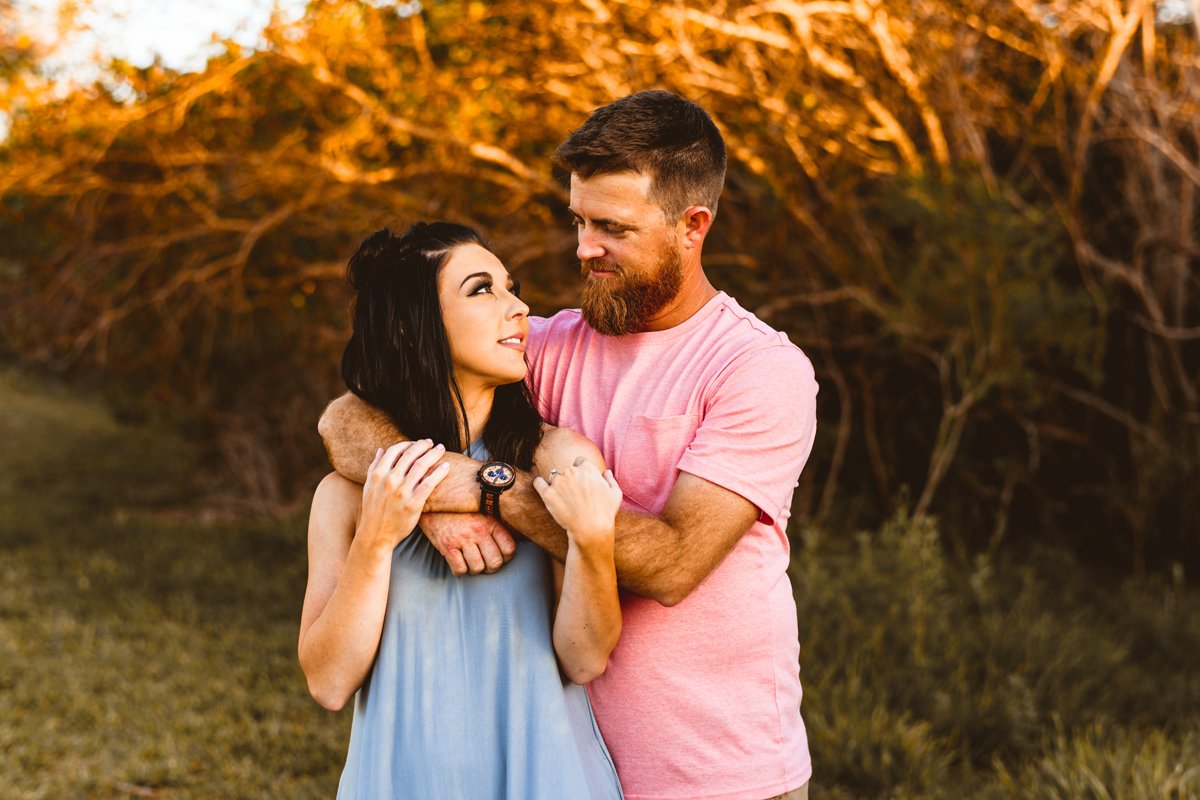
[568,209,632,228]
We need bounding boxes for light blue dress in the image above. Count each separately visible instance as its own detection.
[336,440,624,800]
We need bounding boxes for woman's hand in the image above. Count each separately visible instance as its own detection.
[536,456,623,684]
[357,439,451,551]
[532,457,622,548]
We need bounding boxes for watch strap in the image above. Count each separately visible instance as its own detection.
[481,486,502,520]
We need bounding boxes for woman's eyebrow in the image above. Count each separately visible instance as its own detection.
[459,271,493,288]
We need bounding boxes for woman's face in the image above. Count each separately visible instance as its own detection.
[438,244,530,392]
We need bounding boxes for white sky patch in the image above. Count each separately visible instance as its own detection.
[3,0,423,140]
[15,0,308,87]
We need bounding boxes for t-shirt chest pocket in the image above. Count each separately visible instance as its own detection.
[613,414,700,515]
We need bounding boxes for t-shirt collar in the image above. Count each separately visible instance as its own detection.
[597,291,731,347]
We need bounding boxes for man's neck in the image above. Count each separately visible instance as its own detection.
[639,261,719,333]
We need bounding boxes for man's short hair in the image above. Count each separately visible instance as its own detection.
[553,90,727,222]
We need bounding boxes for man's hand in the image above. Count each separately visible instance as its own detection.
[420,512,518,576]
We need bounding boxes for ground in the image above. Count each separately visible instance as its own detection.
[0,370,348,799]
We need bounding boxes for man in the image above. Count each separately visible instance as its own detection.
[319,90,817,800]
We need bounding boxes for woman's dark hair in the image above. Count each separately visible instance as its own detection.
[341,222,543,470]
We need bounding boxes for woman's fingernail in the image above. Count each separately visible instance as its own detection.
[435,443,444,451]
[439,462,449,469]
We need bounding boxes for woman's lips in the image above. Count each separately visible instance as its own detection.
[498,337,526,353]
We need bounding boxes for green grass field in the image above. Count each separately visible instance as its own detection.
[0,371,349,799]
[2,370,1199,799]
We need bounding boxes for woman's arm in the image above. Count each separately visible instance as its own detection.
[533,428,623,684]
[298,441,450,710]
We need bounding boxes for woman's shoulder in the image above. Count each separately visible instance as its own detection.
[315,470,362,499]
[310,471,362,533]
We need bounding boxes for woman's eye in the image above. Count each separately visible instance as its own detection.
[470,282,492,295]
[509,280,521,298]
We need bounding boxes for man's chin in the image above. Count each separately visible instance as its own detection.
[581,291,633,336]
[580,247,684,335]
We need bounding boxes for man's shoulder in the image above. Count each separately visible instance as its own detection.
[710,294,794,349]
[528,308,585,359]
[676,296,817,410]
[702,295,812,374]
[531,308,585,332]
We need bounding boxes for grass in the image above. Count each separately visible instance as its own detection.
[0,370,349,799]
[3,369,1199,799]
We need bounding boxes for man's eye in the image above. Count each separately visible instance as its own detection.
[569,218,583,227]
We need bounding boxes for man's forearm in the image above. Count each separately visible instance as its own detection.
[499,475,681,603]
[412,454,697,603]
[319,393,402,483]
[499,475,569,561]
[321,392,696,601]
[319,393,487,513]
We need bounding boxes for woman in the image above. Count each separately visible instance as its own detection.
[298,222,625,799]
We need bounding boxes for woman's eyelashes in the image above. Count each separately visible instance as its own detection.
[468,277,520,297]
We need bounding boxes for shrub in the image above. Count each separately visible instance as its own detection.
[793,512,1200,798]
[991,721,1200,800]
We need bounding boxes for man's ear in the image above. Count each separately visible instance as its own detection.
[680,206,714,249]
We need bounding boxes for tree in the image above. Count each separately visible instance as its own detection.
[1,0,1196,575]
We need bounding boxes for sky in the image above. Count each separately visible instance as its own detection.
[17,0,309,83]
[16,0,1199,84]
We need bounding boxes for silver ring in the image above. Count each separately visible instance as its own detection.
[549,469,560,476]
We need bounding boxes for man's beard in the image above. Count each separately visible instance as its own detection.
[579,245,684,336]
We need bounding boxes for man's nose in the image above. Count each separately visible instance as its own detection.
[577,227,605,261]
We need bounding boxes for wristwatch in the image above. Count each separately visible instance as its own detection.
[477,461,516,521]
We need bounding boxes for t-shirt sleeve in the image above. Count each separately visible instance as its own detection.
[524,315,551,404]
[676,344,818,525]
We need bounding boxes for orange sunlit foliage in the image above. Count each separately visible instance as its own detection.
[1,0,1197,569]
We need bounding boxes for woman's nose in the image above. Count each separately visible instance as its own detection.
[508,295,529,319]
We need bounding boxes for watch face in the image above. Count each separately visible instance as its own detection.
[481,462,515,488]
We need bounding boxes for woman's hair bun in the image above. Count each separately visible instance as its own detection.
[345,226,422,291]
[346,221,490,291]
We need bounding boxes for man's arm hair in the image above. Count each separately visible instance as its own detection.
[318,393,514,574]
[437,425,759,606]
[320,392,762,605]
[319,391,503,512]
[501,465,759,607]
[319,393,400,484]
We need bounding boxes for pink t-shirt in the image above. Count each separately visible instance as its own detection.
[526,293,818,800]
